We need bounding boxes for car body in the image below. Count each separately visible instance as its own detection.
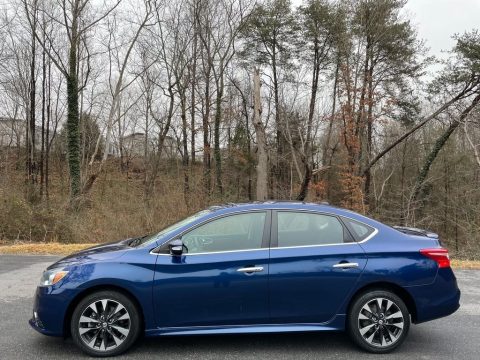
[30,201,460,356]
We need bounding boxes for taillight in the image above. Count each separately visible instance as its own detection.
[420,248,450,268]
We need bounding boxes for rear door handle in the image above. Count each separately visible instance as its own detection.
[333,262,359,269]
[237,266,264,273]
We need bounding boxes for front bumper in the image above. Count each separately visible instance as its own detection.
[406,267,461,324]
[29,286,77,337]
[29,317,59,336]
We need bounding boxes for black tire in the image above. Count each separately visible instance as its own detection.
[348,289,410,354]
[71,290,141,357]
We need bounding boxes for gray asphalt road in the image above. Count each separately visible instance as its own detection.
[0,255,479,359]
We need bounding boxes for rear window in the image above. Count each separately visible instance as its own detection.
[342,218,375,241]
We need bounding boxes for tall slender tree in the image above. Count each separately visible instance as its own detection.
[241,0,298,196]
[296,0,339,200]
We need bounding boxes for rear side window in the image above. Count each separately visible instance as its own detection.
[276,212,347,247]
[342,218,375,241]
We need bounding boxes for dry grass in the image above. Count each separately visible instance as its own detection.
[450,259,480,270]
[0,242,97,255]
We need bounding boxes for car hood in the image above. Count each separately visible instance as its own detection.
[47,238,132,270]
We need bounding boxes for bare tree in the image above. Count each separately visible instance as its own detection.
[196,0,253,195]
[24,0,122,201]
[143,0,191,199]
[253,67,268,200]
[83,0,158,194]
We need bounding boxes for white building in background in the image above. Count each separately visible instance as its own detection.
[1,118,181,160]
[0,117,42,149]
[0,118,24,147]
[120,132,180,159]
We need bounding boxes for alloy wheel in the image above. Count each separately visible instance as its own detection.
[357,297,404,348]
[78,298,131,352]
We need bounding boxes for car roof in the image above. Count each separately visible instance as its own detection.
[207,201,329,211]
[206,201,365,219]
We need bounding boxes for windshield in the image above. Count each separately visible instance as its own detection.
[132,210,211,247]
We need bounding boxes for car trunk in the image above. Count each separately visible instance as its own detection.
[393,226,442,246]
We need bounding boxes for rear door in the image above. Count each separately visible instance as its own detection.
[269,210,369,324]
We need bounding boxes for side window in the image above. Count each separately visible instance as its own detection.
[181,212,266,254]
[277,212,346,247]
[342,218,375,241]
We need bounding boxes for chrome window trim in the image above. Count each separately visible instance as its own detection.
[152,248,269,256]
[340,215,377,242]
[356,227,378,243]
[149,207,379,256]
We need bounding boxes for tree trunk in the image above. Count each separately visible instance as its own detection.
[364,64,374,204]
[66,12,81,198]
[40,27,46,197]
[213,67,224,195]
[362,90,471,176]
[271,45,284,197]
[202,63,212,197]
[180,86,190,206]
[413,93,480,202]
[322,60,339,167]
[45,55,51,199]
[297,37,321,201]
[244,92,253,201]
[27,2,37,185]
[253,68,268,201]
[190,2,198,164]
[232,77,253,200]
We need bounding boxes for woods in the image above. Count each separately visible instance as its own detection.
[0,0,479,258]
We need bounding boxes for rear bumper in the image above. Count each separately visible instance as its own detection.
[406,267,460,324]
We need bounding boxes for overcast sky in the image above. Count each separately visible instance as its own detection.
[405,0,480,58]
[292,0,480,59]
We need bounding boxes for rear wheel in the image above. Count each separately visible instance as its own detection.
[71,290,141,357]
[348,290,410,353]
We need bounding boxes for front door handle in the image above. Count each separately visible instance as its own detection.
[333,262,359,269]
[237,266,264,273]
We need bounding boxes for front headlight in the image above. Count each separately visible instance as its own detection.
[40,269,69,286]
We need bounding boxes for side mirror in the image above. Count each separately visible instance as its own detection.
[169,239,184,256]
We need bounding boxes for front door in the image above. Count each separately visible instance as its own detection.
[269,210,368,324]
[152,211,270,328]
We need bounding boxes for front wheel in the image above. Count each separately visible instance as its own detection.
[71,290,141,357]
[348,290,410,353]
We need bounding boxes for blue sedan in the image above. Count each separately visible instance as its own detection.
[30,202,460,356]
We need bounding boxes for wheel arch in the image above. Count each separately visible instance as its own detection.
[63,284,145,338]
[347,282,418,323]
